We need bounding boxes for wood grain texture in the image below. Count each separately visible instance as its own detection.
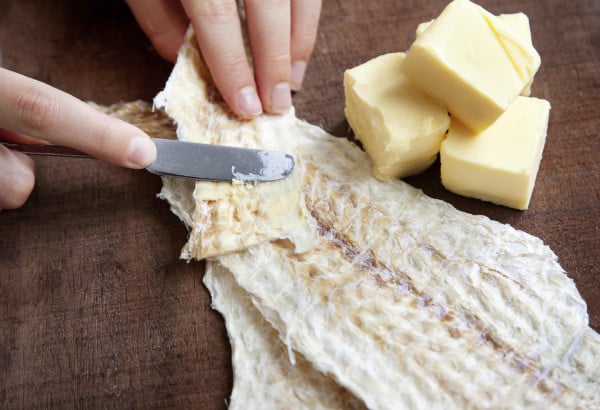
[0,0,597,408]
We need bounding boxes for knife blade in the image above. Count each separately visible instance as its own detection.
[148,138,295,182]
[1,138,295,183]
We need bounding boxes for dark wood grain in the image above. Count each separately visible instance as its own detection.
[0,0,598,408]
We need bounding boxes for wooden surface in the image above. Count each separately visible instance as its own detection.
[0,0,598,407]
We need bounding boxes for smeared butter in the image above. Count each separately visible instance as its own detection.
[403,0,541,133]
[344,52,450,180]
[440,96,551,210]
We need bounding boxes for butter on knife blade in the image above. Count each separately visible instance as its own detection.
[1,138,296,183]
[147,138,295,182]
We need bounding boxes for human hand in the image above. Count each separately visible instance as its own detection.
[0,68,157,209]
[126,0,322,119]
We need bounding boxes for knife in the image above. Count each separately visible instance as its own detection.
[1,138,295,183]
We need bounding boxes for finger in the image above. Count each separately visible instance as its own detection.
[0,144,35,209]
[0,68,156,169]
[125,0,189,62]
[245,0,292,113]
[181,0,262,119]
[0,128,46,144]
[290,0,321,90]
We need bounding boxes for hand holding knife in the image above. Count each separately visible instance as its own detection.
[1,138,295,183]
[0,68,295,209]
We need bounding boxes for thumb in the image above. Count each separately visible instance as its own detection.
[0,144,35,209]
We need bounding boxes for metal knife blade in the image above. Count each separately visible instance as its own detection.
[147,138,295,182]
[1,138,295,183]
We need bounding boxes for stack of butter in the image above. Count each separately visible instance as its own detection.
[344,0,550,210]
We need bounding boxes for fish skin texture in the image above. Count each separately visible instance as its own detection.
[100,28,600,410]
[204,261,367,410]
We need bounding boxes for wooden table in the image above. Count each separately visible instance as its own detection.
[1,0,598,407]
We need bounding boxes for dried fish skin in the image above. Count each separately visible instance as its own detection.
[204,261,366,410]
[98,70,600,410]
[144,27,600,410]
[215,120,598,409]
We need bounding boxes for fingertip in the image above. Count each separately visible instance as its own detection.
[126,135,157,169]
[126,0,188,63]
[290,0,321,90]
[243,2,292,115]
[236,86,263,119]
[269,82,292,114]
[290,61,307,91]
[0,148,35,209]
[12,152,35,207]
[12,149,35,169]
[154,43,180,64]
[149,23,187,63]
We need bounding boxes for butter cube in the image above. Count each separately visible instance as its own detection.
[403,0,541,133]
[498,13,535,96]
[344,52,450,179]
[415,12,535,96]
[415,20,434,37]
[440,96,551,210]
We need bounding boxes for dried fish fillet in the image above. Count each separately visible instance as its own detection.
[101,97,600,408]
[204,261,366,410]
[211,119,599,408]
[104,30,599,409]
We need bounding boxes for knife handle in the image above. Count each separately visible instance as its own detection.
[0,142,92,158]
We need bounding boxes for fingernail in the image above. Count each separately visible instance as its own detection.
[290,61,307,91]
[271,82,292,113]
[127,136,156,168]
[238,86,263,117]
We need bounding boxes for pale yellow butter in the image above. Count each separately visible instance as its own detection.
[344,52,450,180]
[415,13,534,96]
[440,96,551,210]
[403,0,541,133]
[415,20,434,37]
[498,13,535,96]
